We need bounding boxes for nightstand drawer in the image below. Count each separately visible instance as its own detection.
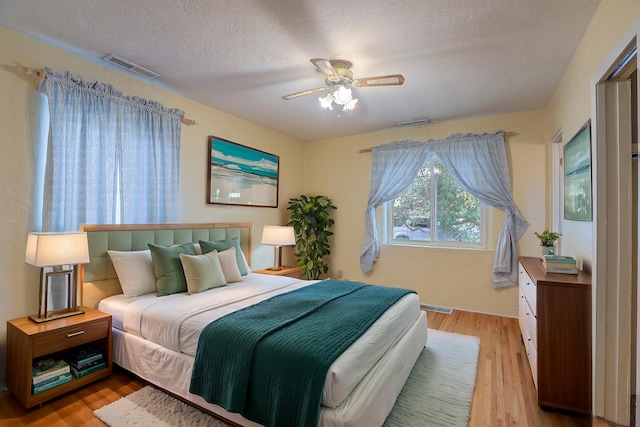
[33,319,110,357]
[280,270,301,279]
[254,266,302,279]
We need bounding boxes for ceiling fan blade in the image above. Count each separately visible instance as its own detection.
[353,74,405,87]
[310,58,340,82]
[282,87,326,100]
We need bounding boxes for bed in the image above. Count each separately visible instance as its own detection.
[79,222,427,427]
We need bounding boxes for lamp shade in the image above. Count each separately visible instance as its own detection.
[261,226,295,246]
[25,232,90,267]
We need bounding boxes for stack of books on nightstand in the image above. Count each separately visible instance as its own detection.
[32,357,71,394]
[65,345,106,378]
[542,255,578,274]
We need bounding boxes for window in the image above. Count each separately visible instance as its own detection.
[387,155,486,247]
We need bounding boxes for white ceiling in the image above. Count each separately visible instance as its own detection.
[0,0,601,142]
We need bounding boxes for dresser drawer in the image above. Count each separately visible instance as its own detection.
[33,319,110,357]
[524,329,538,388]
[520,286,538,351]
[519,265,537,317]
[524,297,537,349]
[518,287,528,336]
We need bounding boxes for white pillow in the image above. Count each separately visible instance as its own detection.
[218,247,243,283]
[107,250,157,297]
[179,251,227,294]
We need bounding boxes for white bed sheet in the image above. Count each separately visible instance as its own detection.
[110,311,427,427]
[99,273,422,410]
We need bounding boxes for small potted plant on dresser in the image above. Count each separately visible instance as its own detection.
[534,230,560,258]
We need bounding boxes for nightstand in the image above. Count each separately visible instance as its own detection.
[6,306,112,408]
[254,266,302,279]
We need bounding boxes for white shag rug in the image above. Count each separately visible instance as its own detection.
[95,329,480,427]
[94,385,227,427]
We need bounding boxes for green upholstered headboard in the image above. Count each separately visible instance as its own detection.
[79,223,252,308]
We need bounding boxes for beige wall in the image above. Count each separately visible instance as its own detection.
[546,0,640,271]
[543,0,640,422]
[0,26,305,386]
[303,109,549,316]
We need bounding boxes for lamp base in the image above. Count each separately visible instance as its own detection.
[29,309,85,323]
[266,266,283,271]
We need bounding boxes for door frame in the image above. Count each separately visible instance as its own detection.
[591,17,639,424]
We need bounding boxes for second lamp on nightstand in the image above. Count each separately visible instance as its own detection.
[261,225,295,270]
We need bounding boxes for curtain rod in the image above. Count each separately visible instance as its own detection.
[357,131,517,153]
[15,64,198,126]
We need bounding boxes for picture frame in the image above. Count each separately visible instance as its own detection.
[207,136,279,208]
[563,121,592,221]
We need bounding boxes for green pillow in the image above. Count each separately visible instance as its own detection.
[179,251,227,294]
[148,242,196,296]
[199,237,248,276]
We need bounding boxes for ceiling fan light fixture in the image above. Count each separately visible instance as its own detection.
[319,85,358,112]
[319,92,335,110]
[333,85,352,105]
[344,98,358,111]
[284,58,402,113]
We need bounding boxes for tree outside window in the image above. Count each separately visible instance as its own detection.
[390,155,482,245]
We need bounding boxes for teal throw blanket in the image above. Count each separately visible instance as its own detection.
[189,280,414,427]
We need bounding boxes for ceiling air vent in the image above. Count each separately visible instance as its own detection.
[103,54,160,79]
[395,118,430,128]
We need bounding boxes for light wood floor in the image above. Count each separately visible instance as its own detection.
[0,310,626,427]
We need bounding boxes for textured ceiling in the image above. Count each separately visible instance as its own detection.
[0,0,601,142]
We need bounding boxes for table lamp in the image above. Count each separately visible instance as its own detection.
[25,232,90,323]
[261,225,295,270]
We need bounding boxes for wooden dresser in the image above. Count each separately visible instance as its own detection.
[518,256,591,414]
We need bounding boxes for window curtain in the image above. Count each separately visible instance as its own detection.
[431,132,529,287]
[359,132,528,288]
[360,141,431,272]
[43,68,183,232]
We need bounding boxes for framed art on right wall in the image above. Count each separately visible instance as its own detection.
[564,121,592,221]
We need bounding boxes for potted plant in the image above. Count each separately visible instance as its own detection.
[287,195,337,280]
[534,230,560,258]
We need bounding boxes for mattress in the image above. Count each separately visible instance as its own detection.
[99,273,427,425]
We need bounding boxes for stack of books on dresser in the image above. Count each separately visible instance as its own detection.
[64,345,106,378]
[32,358,71,394]
[542,255,578,274]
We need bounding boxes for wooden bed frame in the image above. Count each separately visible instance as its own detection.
[79,222,252,308]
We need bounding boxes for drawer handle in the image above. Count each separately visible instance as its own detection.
[67,331,85,338]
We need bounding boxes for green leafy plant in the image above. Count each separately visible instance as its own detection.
[287,195,337,280]
[534,230,560,247]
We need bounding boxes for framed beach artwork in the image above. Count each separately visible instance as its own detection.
[563,121,592,221]
[207,136,279,207]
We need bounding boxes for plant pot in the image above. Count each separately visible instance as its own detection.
[540,245,555,259]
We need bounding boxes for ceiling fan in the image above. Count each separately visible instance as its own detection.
[282,58,405,112]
